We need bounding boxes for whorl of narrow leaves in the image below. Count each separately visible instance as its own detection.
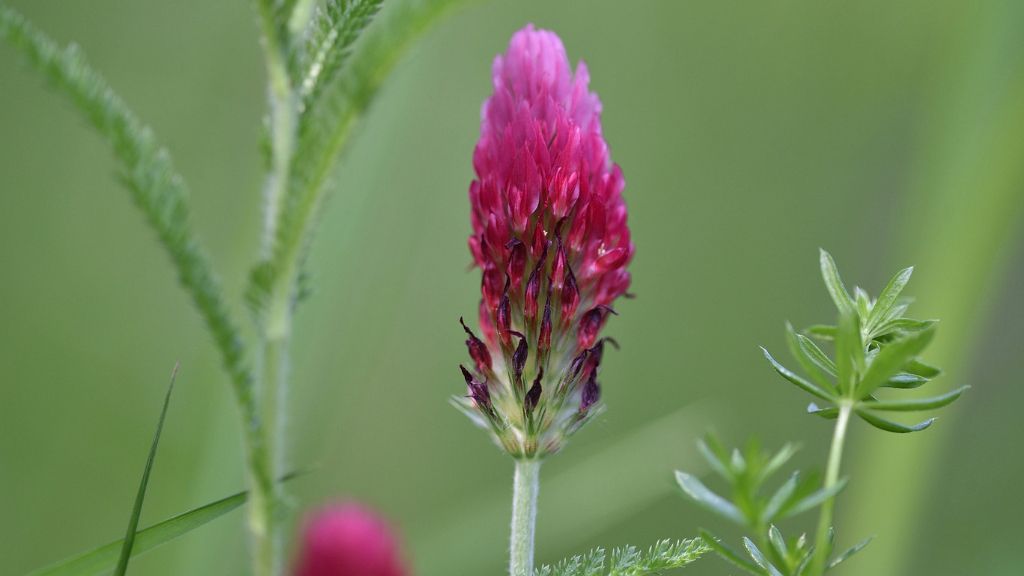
[536,539,708,576]
[762,249,967,434]
[0,4,254,410]
[677,435,846,532]
[247,0,465,318]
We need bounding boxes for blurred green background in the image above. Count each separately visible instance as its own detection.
[1,0,1022,574]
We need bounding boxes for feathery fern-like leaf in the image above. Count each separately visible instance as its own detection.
[538,538,708,576]
[248,0,465,318]
[0,4,255,412]
[298,0,384,107]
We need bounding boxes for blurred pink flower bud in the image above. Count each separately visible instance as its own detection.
[293,504,407,576]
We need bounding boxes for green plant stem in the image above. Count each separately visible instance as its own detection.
[251,8,298,576]
[809,402,852,576]
[510,459,541,576]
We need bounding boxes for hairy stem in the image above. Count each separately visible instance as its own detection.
[809,402,852,575]
[510,459,541,576]
[251,6,298,575]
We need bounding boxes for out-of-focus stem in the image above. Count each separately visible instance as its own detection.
[809,402,852,576]
[510,459,541,576]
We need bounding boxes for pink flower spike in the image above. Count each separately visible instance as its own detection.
[457,24,633,458]
[293,504,407,576]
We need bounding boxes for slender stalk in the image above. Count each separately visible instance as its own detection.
[510,459,541,576]
[251,6,299,575]
[809,402,852,576]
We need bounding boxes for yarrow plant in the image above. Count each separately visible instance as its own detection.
[1,3,972,576]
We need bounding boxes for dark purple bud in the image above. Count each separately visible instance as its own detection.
[560,264,580,323]
[588,337,618,370]
[524,265,542,322]
[525,367,543,413]
[538,295,552,354]
[460,317,492,373]
[509,330,528,386]
[460,365,491,409]
[580,373,601,412]
[577,307,606,350]
[497,276,512,346]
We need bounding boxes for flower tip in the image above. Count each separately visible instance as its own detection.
[293,503,407,576]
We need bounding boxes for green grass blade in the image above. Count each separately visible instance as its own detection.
[26,470,304,576]
[0,3,255,419]
[113,364,180,576]
[26,492,246,576]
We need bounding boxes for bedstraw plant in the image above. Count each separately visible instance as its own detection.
[676,250,967,575]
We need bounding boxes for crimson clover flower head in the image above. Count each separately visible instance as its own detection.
[454,24,634,459]
[293,503,407,576]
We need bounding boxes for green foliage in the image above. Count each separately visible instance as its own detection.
[536,538,708,576]
[297,0,384,108]
[677,435,843,533]
[0,3,255,415]
[114,365,179,576]
[247,0,467,321]
[763,249,967,434]
[27,489,250,576]
[24,470,303,576]
[677,437,855,576]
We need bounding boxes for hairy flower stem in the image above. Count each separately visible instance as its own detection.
[809,402,852,576]
[510,459,541,576]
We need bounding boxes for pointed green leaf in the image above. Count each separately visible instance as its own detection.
[827,536,873,570]
[761,443,799,482]
[819,249,855,316]
[761,347,833,401]
[767,525,788,566]
[807,402,839,419]
[881,373,929,389]
[856,410,936,433]
[675,471,745,525]
[762,472,800,522]
[854,287,872,320]
[905,358,943,379]
[785,324,835,391]
[856,326,936,398]
[114,365,179,575]
[863,386,969,412]
[696,435,732,480]
[782,477,848,519]
[834,311,863,395]
[743,538,784,576]
[699,530,764,575]
[806,324,837,341]
[870,267,913,327]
